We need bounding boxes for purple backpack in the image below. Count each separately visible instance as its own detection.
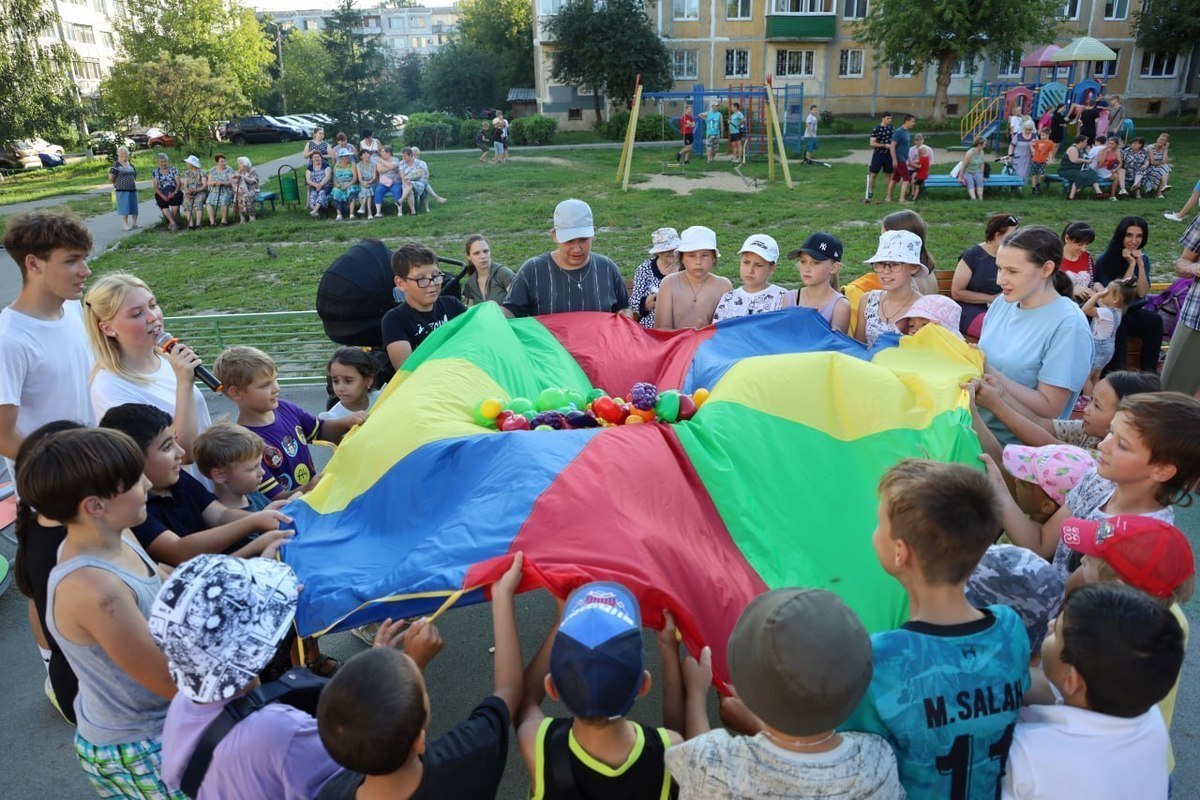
[1143,277,1195,339]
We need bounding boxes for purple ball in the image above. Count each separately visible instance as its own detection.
[631,382,658,411]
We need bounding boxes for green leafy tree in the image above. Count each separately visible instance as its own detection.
[102,54,246,147]
[457,0,535,90]
[321,0,396,130]
[0,0,82,144]
[274,30,335,115]
[854,0,1062,121]
[421,42,502,114]
[543,0,673,122]
[114,0,274,102]
[395,52,427,112]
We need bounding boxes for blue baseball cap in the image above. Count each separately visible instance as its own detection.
[549,582,644,719]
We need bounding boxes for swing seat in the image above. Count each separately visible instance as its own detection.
[661,161,685,175]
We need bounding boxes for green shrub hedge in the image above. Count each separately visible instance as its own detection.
[509,114,557,146]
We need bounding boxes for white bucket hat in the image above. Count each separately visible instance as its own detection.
[184,155,202,168]
[648,227,681,254]
[738,234,779,264]
[864,230,924,266]
[677,225,720,257]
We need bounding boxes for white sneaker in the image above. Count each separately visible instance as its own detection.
[335,214,343,221]
[1164,212,1184,222]
[374,211,383,218]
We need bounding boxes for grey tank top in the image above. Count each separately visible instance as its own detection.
[45,539,169,745]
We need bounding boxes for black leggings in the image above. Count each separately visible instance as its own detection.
[1105,306,1164,374]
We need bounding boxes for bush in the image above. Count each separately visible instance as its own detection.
[598,110,630,140]
[830,118,854,134]
[460,118,486,148]
[509,114,557,146]
[404,112,466,150]
[635,114,673,141]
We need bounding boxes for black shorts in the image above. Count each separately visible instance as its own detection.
[869,149,894,174]
[730,132,743,142]
[683,133,694,145]
[155,192,183,208]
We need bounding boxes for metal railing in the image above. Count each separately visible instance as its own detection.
[960,95,1002,144]
[163,310,332,386]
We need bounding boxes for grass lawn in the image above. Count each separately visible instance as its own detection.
[0,142,308,206]
[88,131,1200,316]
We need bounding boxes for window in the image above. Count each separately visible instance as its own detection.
[889,57,915,78]
[1104,0,1128,18]
[1095,49,1119,77]
[952,56,976,77]
[411,17,424,27]
[577,85,594,96]
[302,19,313,30]
[727,0,751,18]
[75,58,102,80]
[68,23,96,44]
[725,48,750,78]
[673,49,698,79]
[1060,0,1079,18]
[997,51,1021,78]
[843,0,867,18]
[838,48,864,78]
[100,31,115,50]
[1140,51,1177,78]
[773,0,830,12]
[776,49,815,77]
[568,108,583,120]
[674,0,699,19]
[389,17,404,28]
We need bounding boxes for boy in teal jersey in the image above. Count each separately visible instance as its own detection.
[842,459,1030,799]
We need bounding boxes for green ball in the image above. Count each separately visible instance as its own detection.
[534,424,554,431]
[586,388,607,404]
[507,397,534,415]
[472,404,495,427]
[565,389,585,409]
[536,387,568,411]
[655,390,681,423]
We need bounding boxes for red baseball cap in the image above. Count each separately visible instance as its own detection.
[1060,516,1195,598]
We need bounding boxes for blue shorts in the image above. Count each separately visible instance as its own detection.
[802,137,818,152]
[115,190,138,216]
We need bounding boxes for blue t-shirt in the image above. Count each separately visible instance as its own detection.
[729,111,745,135]
[977,294,1092,444]
[893,127,911,161]
[705,111,723,137]
[842,606,1030,800]
[132,470,218,550]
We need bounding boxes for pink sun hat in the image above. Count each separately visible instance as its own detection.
[896,295,964,338]
[1002,444,1096,506]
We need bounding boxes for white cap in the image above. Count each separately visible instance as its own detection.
[553,198,595,241]
[677,225,720,257]
[738,234,779,264]
[864,230,923,266]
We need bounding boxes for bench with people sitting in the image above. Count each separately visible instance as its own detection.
[922,172,1025,192]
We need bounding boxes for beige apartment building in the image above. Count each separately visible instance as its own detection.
[533,0,1199,129]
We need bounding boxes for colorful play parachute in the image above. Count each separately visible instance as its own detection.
[283,303,983,684]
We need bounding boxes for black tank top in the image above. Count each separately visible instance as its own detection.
[534,718,676,800]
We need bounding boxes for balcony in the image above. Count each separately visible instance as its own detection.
[765,14,836,40]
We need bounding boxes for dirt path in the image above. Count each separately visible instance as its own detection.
[632,169,763,195]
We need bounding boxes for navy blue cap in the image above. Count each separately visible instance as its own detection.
[549,582,644,719]
[787,232,843,262]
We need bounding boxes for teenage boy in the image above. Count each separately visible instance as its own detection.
[843,459,1030,799]
[802,104,819,164]
[18,427,181,797]
[212,346,364,499]
[516,581,683,797]
[728,102,746,162]
[193,421,272,511]
[381,242,467,369]
[887,114,917,203]
[1003,583,1183,799]
[864,111,895,204]
[316,554,526,799]
[676,105,696,164]
[100,403,292,565]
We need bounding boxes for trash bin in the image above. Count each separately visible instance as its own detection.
[278,164,300,208]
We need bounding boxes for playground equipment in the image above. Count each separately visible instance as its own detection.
[960,37,1117,148]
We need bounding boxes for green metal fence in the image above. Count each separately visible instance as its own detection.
[163,310,332,386]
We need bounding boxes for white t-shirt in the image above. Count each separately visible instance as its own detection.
[1001,704,1168,800]
[317,389,381,421]
[712,285,790,322]
[665,730,902,800]
[0,301,95,480]
[805,113,818,138]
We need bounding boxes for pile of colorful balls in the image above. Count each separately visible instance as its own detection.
[472,382,711,431]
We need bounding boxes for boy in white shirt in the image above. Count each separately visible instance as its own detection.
[712,235,790,321]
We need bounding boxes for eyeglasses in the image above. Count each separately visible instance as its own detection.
[406,272,445,288]
[872,262,913,273]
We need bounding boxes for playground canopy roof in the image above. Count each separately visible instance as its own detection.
[1020,44,1062,68]
[1052,37,1118,62]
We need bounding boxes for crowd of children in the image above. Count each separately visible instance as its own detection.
[3,198,1200,800]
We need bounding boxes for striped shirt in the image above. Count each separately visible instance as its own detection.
[504,253,629,317]
[1179,214,1200,330]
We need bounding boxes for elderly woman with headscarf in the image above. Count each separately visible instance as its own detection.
[151,152,183,231]
[108,146,139,231]
[231,156,261,224]
[1007,118,1037,183]
[180,155,208,230]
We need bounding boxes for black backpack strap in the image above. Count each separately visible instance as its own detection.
[179,686,278,798]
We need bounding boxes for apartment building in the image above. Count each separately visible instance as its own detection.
[269,4,459,57]
[39,0,126,98]
[532,0,1199,128]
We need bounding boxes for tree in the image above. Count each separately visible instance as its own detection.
[422,42,502,114]
[457,0,535,90]
[1133,0,1200,117]
[274,31,335,115]
[543,0,673,122]
[321,0,396,130]
[103,54,246,147]
[395,52,427,112]
[854,0,1062,121]
[0,0,82,144]
[114,0,274,102]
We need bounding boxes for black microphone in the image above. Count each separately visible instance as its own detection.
[156,331,224,394]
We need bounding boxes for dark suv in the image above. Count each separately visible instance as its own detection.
[223,115,305,145]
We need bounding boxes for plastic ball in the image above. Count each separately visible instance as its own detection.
[534,424,554,431]
[565,389,585,409]
[472,403,496,427]
[500,414,531,432]
[495,410,514,428]
[592,396,622,424]
[655,390,681,423]
[677,394,698,421]
[586,388,607,404]
[692,388,710,407]
[536,387,568,411]
[508,397,534,416]
[480,398,504,419]
[631,407,656,423]
[624,414,645,424]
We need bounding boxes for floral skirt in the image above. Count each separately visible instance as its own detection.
[308,187,330,208]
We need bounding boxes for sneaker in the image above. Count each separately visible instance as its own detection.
[351,622,380,646]
[374,211,383,218]
[1165,212,1184,222]
[675,152,681,163]
[44,676,69,724]
[335,214,343,221]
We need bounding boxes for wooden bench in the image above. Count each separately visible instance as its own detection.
[922,173,1025,191]
[255,191,278,214]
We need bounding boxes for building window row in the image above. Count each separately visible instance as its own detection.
[774,0,831,12]
[776,48,814,77]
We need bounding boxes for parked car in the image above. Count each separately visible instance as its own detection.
[88,131,137,153]
[277,115,317,136]
[0,141,42,170]
[29,137,65,158]
[223,115,305,145]
[146,128,176,148]
[297,112,334,125]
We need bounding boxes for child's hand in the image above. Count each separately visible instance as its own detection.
[974,375,1005,410]
[657,608,680,652]
[251,509,293,531]
[373,617,410,650]
[257,529,294,559]
[493,551,523,599]
[682,646,713,696]
[346,411,368,427]
[402,617,445,670]
[265,498,290,511]
[164,342,202,380]
[978,453,1007,493]
[718,687,766,736]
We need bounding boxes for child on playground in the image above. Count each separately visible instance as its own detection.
[983,392,1200,581]
[380,242,468,370]
[516,581,682,798]
[100,403,292,563]
[728,102,746,162]
[676,105,695,164]
[1082,278,1137,394]
[213,346,365,499]
[192,421,273,512]
[789,232,850,334]
[1002,443,1096,523]
[666,589,903,797]
[320,347,381,421]
[712,235,790,321]
[316,554,525,799]
[895,294,963,337]
[17,427,181,798]
[842,459,1030,799]
[1030,128,1055,195]
[903,133,932,201]
[654,226,732,330]
[1003,583,1184,799]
